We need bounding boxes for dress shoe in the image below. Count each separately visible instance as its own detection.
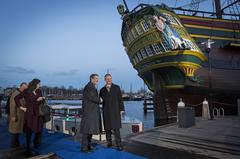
[116,143,123,151]
[107,142,113,148]
[81,147,90,153]
[88,146,96,151]
[25,150,39,157]
[34,143,40,149]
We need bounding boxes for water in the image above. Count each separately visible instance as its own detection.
[47,100,154,130]
[124,101,154,130]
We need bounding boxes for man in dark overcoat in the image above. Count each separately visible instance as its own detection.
[100,74,125,150]
[80,74,101,153]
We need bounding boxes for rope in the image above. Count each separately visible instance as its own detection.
[184,102,202,107]
[212,101,235,106]
[174,0,178,7]
[50,111,81,117]
[185,100,236,107]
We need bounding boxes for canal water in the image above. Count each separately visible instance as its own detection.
[48,100,155,130]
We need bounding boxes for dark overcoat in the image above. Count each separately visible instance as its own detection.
[15,89,43,133]
[80,82,101,134]
[100,84,124,130]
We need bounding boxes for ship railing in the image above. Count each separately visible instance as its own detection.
[0,102,106,139]
[47,106,106,141]
[172,7,240,20]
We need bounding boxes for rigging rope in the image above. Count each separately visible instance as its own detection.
[185,100,235,107]
[174,0,178,7]
[227,0,240,42]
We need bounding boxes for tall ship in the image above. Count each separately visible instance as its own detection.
[117,0,240,124]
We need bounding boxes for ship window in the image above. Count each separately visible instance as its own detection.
[188,41,198,51]
[132,58,136,65]
[152,44,164,54]
[158,43,165,53]
[137,52,143,61]
[135,23,144,35]
[183,39,197,51]
[145,46,154,56]
[161,37,171,51]
[163,13,178,25]
[187,41,194,50]
[122,27,128,39]
[149,18,155,28]
[125,36,130,46]
[135,55,139,63]
[131,28,138,39]
[130,33,135,42]
[140,49,147,59]
[123,37,129,46]
[127,33,134,44]
[141,20,150,31]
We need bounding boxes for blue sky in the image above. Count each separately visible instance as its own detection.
[0,0,213,91]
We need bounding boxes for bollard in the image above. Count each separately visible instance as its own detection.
[177,98,185,122]
[202,98,211,120]
[177,98,195,128]
[177,98,185,108]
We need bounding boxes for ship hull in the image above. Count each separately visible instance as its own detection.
[169,14,240,116]
[119,4,240,122]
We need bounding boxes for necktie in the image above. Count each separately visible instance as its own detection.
[106,85,111,92]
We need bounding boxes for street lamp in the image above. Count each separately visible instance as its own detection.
[201,39,214,119]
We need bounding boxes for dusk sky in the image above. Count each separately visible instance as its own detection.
[0,0,212,91]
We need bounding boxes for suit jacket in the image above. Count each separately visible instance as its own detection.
[100,83,124,130]
[80,82,101,134]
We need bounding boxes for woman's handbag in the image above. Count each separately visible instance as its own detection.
[39,99,51,122]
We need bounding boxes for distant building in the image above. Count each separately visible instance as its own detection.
[4,87,17,96]
[0,87,4,95]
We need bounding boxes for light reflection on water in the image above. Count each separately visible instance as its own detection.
[48,100,154,130]
[124,101,154,130]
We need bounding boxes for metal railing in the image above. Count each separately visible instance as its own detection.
[213,107,225,117]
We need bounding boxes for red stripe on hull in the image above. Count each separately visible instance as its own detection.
[180,18,240,30]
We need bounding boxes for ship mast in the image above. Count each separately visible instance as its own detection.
[214,0,222,18]
[122,0,129,12]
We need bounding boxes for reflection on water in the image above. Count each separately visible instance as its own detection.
[124,101,154,130]
[47,100,154,130]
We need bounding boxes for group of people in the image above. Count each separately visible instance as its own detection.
[5,73,125,156]
[7,79,45,156]
[80,73,125,152]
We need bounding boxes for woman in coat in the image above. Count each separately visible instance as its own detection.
[15,79,45,156]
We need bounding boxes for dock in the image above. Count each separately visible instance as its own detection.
[1,116,240,159]
[122,116,240,159]
[0,116,145,159]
